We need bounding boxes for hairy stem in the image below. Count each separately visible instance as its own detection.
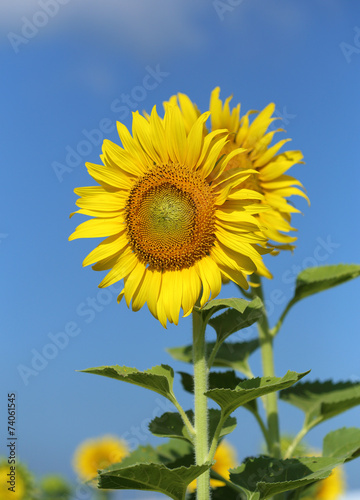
[252,275,281,459]
[193,307,210,499]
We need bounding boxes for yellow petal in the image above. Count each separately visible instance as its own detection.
[146,270,162,319]
[253,139,291,168]
[243,103,277,149]
[99,249,137,288]
[86,163,133,190]
[103,139,144,176]
[181,267,201,317]
[124,261,147,307]
[132,111,161,164]
[83,232,128,267]
[149,105,168,163]
[177,92,201,133]
[260,151,304,181]
[69,216,125,240]
[185,112,210,167]
[196,257,222,306]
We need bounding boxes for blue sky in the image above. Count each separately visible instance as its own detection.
[1,1,360,498]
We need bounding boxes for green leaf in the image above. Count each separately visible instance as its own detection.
[179,370,243,393]
[149,412,194,442]
[156,439,194,467]
[293,264,360,302]
[105,445,161,471]
[167,340,260,377]
[229,455,345,500]
[199,297,255,314]
[280,380,360,429]
[149,409,236,443]
[99,462,211,500]
[206,371,309,417]
[208,297,263,344]
[167,344,193,364]
[210,340,260,376]
[187,485,243,500]
[323,427,360,462]
[98,441,211,500]
[273,264,360,335]
[79,364,176,402]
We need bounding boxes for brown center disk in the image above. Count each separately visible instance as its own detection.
[125,163,216,271]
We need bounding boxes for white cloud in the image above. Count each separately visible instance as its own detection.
[1,0,207,59]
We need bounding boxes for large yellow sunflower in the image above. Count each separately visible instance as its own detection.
[188,440,237,491]
[69,105,270,327]
[72,435,129,482]
[166,87,309,253]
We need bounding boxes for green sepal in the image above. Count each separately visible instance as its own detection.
[149,409,236,443]
[79,364,176,402]
[280,380,360,429]
[229,455,345,500]
[323,427,360,462]
[205,370,309,417]
[167,340,260,377]
[98,442,212,500]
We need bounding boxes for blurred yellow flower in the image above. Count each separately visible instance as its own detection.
[302,466,345,500]
[72,435,129,482]
[279,437,345,500]
[167,87,309,258]
[188,440,237,491]
[0,459,32,500]
[70,105,270,326]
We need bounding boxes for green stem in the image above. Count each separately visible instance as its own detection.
[283,422,314,459]
[171,398,196,440]
[270,298,297,337]
[207,411,227,463]
[192,307,210,500]
[207,339,221,369]
[251,275,281,459]
[210,470,246,495]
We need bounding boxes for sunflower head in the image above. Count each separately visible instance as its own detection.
[72,435,129,483]
[188,440,237,491]
[70,104,270,327]
[0,458,34,500]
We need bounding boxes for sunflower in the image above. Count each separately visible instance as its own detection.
[278,438,346,500]
[188,440,237,491]
[313,466,345,500]
[166,87,309,253]
[69,105,270,327]
[300,466,345,500]
[39,475,72,499]
[0,459,33,500]
[72,435,129,483]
